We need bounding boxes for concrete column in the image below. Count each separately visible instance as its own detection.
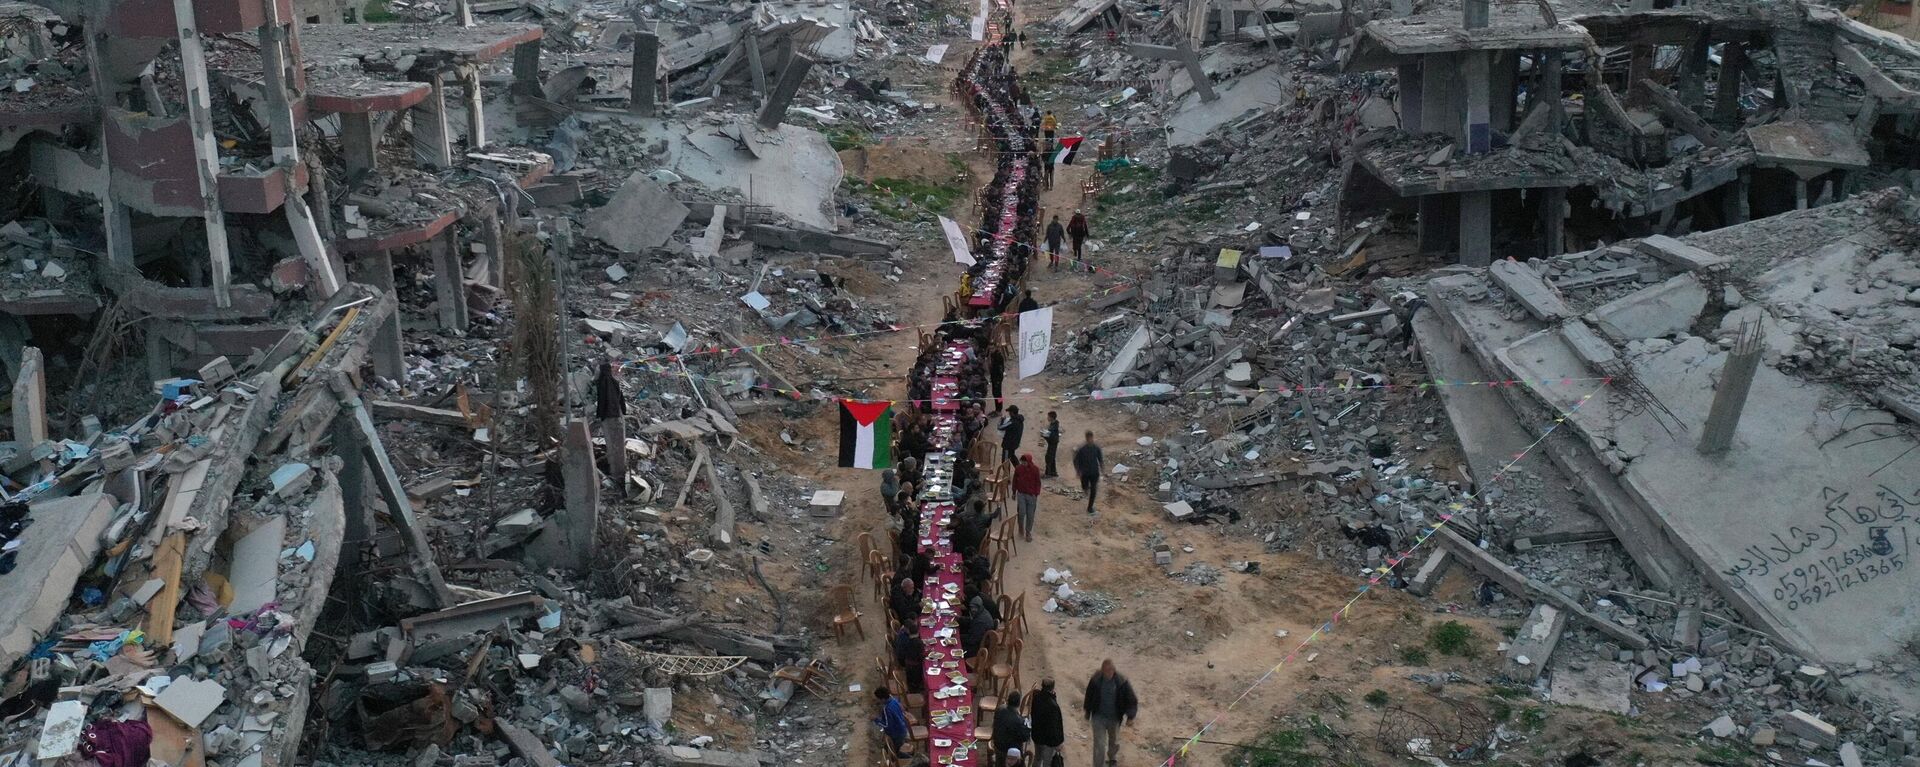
[757,52,816,129]
[1627,43,1653,102]
[631,25,659,116]
[431,229,469,332]
[307,153,335,243]
[1177,44,1216,102]
[1540,186,1566,258]
[1715,42,1744,125]
[558,420,601,569]
[171,0,233,308]
[1458,191,1492,266]
[483,206,506,289]
[1726,168,1751,224]
[145,331,174,383]
[330,410,373,583]
[1794,176,1809,210]
[744,30,768,95]
[104,203,135,268]
[341,111,377,176]
[1417,194,1455,254]
[1680,33,1711,109]
[460,65,486,151]
[413,74,453,169]
[365,248,405,381]
[601,417,629,496]
[11,346,45,443]
[1542,50,1565,140]
[513,40,542,95]
[1698,325,1762,455]
[1397,60,1423,132]
[1490,52,1517,131]
[1420,53,1462,140]
[1463,52,1491,154]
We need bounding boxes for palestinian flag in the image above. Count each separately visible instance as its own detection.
[838,400,894,469]
[1053,136,1083,166]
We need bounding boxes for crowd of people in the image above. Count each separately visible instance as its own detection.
[868,11,1141,767]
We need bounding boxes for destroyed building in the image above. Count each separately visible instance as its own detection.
[2,0,1920,762]
[1339,0,1920,266]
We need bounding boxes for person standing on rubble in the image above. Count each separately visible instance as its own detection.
[1041,110,1058,142]
[1013,453,1042,542]
[1067,210,1091,270]
[1073,430,1103,515]
[1045,215,1065,267]
[1042,411,1062,478]
[1082,660,1138,767]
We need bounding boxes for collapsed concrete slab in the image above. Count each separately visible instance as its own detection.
[586,171,691,253]
[1411,191,1920,669]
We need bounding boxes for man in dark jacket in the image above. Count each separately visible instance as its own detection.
[1072,431,1103,515]
[1082,660,1138,767]
[1042,411,1062,477]
[993,691,1032,764]
[1044,216,1065,268]
[892,625,925,691]
[1066,211,1091,268]
[1026,678,1066,767]
[998,406,1026,466]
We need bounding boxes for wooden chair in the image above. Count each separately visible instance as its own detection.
[989,546,1010,587]
[828,585,865,641]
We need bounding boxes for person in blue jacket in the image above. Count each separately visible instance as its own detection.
[872,686,911,760]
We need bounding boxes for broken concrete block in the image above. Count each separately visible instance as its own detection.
[36,699,86,759]
[1751,727,1777,746]
[1407,549,1451,596]
[644,687,673,728]
[585,172,689,253]
[198,356,236,386]
[1588,273,1708,342]
[154,677,228,728]
[1504,604,1566,682]
[1840,742,1863,767]
[1704,715,1736,738]
[1781,710,1838,747]
[270,462,314,498]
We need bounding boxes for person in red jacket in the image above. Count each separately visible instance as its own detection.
[1013,453,1043,542]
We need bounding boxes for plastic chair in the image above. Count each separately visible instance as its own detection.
[857,532,879,577]
[828,585,865,641]
[989,638,1023,699]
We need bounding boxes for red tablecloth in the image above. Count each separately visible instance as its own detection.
[915,498,978,766]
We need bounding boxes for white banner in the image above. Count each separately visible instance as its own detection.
[925,44,949,64]
[939,216,975,266]
[1018,306,1053,379]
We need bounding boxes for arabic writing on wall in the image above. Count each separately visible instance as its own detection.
[1718,485,1916,612]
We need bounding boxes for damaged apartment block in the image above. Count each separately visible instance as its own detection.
[1338,0,1920,266]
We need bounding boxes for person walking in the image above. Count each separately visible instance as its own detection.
[1082,660,1138,767]
[1013,454,1042,541]
[1044,215,1065,268]
[1072,431,1103,515]
[872,687,911,761]
[1066,210,1090,269]
[1041,412,1062,477]
[998,406,1026,466]
[1041,110,1058,142]
[993,690,1032,765]
[1026,678,1065,767]
[989,346,1007,405]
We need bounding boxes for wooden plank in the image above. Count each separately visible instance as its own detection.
[144,533,188,647]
